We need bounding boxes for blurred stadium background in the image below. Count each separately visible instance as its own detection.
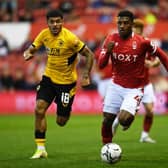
[0,0,168,115]
[1,1,168,168]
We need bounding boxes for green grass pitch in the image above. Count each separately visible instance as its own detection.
[0,114,168,168]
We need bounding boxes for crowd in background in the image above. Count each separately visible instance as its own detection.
[0,0,168,23]
[0,0,168,92]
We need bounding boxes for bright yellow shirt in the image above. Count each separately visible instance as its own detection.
[32,27,85,84]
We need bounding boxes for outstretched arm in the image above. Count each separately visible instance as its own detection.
[79,45,94,87]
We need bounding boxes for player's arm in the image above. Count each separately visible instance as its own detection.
[23,45,38,61]
[145,39,168,71]
[154,47,168,71]
[23,30,44,61]
[145,57,160,68]
[98,36,115,69]
[79,45,94,87]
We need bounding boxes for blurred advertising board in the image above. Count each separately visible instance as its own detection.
[0,91,167,115]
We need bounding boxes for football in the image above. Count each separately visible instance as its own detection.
[100,143,122,164]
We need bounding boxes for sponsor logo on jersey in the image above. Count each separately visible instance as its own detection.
[113,52,138,62]
[58,39,64,46]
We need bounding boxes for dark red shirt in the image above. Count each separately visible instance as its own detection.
[100,33,157,88]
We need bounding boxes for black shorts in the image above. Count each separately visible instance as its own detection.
[36,76,76,117]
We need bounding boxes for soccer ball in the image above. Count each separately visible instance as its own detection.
[100,143,122,164]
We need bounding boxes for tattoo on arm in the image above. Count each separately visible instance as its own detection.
[80,46,94,73]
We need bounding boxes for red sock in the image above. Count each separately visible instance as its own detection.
[101,122,113,144]
[143,115,153,132]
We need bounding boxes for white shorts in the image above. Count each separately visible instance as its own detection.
[98,78,111,98]
[142,83,155,103]
[103,81,144,116]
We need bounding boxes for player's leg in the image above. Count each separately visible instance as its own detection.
[55,82,76,126]
[140,102,156,143]
[102,112,116,144]
[118,110,135,130]
[56,115,70,126]
[101,82,121,144]
[112,115,119,135]
[112,111,135,136]
[140,83,156,143]
[31,76,55,159]
[143,103,154,132]
[31,99,50,159]
[119,87,144,131]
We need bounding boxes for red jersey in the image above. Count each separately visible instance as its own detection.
[100,32,157,88]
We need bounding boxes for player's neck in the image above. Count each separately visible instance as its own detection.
[121,31,132,40]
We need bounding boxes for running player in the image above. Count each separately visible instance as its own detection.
[23,9,94,159]
[98,10,168,144]
[112,19,160,143]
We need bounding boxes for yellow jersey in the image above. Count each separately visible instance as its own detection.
[32,27,85,84]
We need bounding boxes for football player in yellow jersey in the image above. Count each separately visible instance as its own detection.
[23,9,94,159]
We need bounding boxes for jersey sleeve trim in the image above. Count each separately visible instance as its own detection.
[32,44,36,48]
[151,45,157,55]
[79,44,86,53]
[68,53,78,65]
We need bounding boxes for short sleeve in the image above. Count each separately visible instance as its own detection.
[68,32,85,52]
[32,30,44,49]
[144,38,157,55]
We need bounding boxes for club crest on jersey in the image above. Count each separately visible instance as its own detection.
[58,39,64,46]
[115,42,118,46]
[132,41,137,50]
[44,38,49,42]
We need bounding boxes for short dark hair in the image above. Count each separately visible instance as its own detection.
[118,10,134,22]
[46,9,63,20]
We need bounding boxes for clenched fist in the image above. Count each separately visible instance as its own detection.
[107,41,115,54]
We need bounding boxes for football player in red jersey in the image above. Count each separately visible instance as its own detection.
[112,19,160,143]
[98,10,168,144]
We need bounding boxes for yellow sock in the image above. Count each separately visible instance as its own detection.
[35,138,46,150]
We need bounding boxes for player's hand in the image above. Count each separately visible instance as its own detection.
[145,59,153,68]
[81,72,90,87]
[107,42,115,53]
[23,51,34,61]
